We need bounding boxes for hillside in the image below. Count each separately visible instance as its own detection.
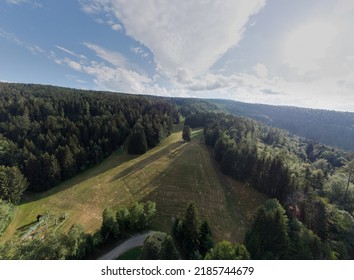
[184,110,354,259]
[1,83,354,260]
[208,99,354,151]
[1,123,266,244]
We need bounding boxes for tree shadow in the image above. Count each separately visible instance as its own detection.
[16,221,37,231]
[110,141,183,182]
[19,150,138,205]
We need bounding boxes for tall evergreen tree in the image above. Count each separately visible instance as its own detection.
[101,208,119,240]
[0,199,14,236]
[182,125,192,141]
[245,199,290,259]
[198,220,214,258]
[128,128,148,155]
[182,203,200,258]
[0,166,28,204]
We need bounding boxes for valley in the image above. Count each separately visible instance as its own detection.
[2,123,265,244]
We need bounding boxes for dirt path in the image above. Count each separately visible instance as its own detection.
[98,231,156,260]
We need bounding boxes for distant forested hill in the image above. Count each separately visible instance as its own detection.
[208,99,354,151]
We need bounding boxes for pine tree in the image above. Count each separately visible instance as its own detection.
[245,199,290,259]
[181,203,200,259]
[182,125,192,141]
[198,220,214,257]
[101,208,119,240]
[128,128,148,154]
[0,166,28,204]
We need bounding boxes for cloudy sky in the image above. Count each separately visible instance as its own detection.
[1,0,354,112]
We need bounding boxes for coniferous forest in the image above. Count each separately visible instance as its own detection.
[0,82,177,194]
[1,82,354,260]
[184,110,354,259]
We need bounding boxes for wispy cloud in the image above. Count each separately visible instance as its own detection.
[52,42,152,93]
[55,45,77,57]
[107,20,122,32]
[83,42,127,67]
[130,46,149,58]
[79,0,111,14]
[94,17,122,32]
[5,0,42,7]
[0,28,44,54]
[55,45,87,61]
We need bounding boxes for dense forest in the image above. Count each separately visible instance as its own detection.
[1,82,354,259]
[184,110,354,259]
[0,82,177,235]
[209,99,354,151]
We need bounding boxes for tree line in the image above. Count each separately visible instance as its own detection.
[0,82,177,200]
[184,111,354,259]
[142,202,250,260]
[210,99,354,151]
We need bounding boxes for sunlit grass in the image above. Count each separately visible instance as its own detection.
[2,123,266,243]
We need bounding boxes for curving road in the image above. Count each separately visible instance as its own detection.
[98,231,156,260]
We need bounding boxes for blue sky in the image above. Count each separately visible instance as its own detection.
[1,0,354,112]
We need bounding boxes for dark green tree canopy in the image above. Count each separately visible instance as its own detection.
[205,241,250,260]
[0,166,28,204]
[245,199,290,259]
[172,202,215,260]
[142,232,179,260]
[0,82,177,195]
[182,125,192,141]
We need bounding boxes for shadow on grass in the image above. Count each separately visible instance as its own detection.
[19,150,138,205]
[18,140,183,207]
[110,141,184,182]
[16,221,37,232]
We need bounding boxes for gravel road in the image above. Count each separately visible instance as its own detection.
[98,231,155,260]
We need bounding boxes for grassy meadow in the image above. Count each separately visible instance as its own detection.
[2,124,266,243]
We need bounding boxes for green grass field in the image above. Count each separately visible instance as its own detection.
[2,124,266,243]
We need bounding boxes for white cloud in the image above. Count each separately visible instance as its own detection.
[75,0,354,112]
[56,45,77,57]
[93,17,122,31]
[253,63,268,78]
[106,20,122,31]
[80,0,266,80]
[83,63,150,93]
[110,23,122,31]
[175,68,193,85]
[53,42,153,94]
[83,42,127,67]
[282,21,337,74]
[65,58,82,71]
